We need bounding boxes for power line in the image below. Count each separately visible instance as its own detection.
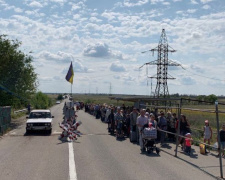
[183,68,225,82]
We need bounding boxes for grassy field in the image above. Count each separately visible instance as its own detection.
[48,93,134,107]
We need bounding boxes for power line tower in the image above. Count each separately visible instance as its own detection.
[140,29,182,98]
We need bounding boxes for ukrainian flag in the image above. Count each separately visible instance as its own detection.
[65,62,74,84]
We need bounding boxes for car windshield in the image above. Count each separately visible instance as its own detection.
[29,112,51,119]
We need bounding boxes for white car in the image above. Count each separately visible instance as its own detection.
[56,100,61,104]
[26,109,54,134]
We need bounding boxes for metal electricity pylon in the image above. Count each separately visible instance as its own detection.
[140,29,183,98]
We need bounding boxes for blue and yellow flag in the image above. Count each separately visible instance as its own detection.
[65,62,74,84]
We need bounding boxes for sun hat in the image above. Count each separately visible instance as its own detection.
[205,120,209,123]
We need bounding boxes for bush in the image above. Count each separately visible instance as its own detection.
[31,92,52,109]
[57,94,63,100]
[85,98,95,104]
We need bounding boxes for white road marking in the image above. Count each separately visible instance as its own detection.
[69,142,78,180]
[52,131,62,135]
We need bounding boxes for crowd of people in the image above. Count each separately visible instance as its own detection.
[82,102,225,156]
[83,103,194,153]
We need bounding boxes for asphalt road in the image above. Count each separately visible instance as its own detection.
[0,102,218,180]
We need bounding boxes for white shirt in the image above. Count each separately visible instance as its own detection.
[136,115,148,127]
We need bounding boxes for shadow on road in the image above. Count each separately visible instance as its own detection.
[160,143,172,149]
[24,131,51,136]
[140,151,161,157]
[57,140,81,145]
[160,148,219,179]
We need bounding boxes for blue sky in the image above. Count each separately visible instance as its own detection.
[1,0,225,96]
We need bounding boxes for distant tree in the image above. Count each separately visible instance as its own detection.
[206,94,217,103]
[0,35,38,107]
[57,94,63,100]
[31,92,52,109]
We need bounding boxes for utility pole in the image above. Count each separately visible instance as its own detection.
[140,29,183,98]
[148,76,154,97]
[109,83,112,96]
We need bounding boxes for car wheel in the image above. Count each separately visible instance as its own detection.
[26,129,31,134]
[48,129,52,134]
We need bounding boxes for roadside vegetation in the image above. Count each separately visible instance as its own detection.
[31,92,53,109]
[0,35,38,109]
[0,35,54,122]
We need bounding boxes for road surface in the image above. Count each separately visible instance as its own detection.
[0,101,220,180]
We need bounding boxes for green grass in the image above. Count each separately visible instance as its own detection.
[11,111,27,119]
[69,94,134,107]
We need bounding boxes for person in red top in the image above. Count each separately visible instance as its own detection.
[184,133,193,155]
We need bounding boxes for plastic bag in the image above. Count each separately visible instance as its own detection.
[213,142,218,150]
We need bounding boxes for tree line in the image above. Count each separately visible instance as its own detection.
[0,35,52,109]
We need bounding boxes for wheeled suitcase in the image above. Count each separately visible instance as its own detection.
[130,130,137,142]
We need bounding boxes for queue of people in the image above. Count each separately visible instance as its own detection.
[83,103,225,156]
[84,103,188,151]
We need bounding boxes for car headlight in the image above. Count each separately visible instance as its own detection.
[27,123,33,127]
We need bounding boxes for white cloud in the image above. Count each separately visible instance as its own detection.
[190,64,205,73]
[73,14,81,19]
[14,7,23,13]
[110,62,126,72]
[122,74,135,81]
[101,11,118,21]
[150,0,164,4]
[123,0,149,7]
[83,43,126,60]
[29,1,43,8]
[187,9,197,13]
[190,0,198,4]
[73,60,93,73]
[89,17,102,23]
[83,43,111,58]
[162,2,170,5]
[176,11,183,14]
[113,75,121,79]
[71,4,81,11]
[202,4,210,9]
[200,0,214,4]
[180,77,196,85]
[38,51,70,63]
[184,31,202,44]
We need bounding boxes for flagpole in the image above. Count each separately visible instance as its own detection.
[71,83,72,97]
